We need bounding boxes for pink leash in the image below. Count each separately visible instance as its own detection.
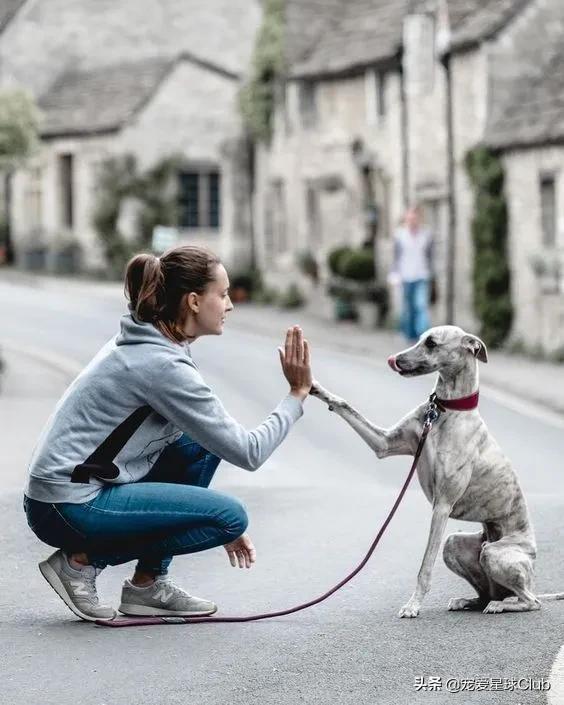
[96,401,439,628]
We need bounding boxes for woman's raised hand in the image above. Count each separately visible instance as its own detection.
[278,326,313,401]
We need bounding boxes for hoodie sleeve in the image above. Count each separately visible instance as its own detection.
[146,355,304,471]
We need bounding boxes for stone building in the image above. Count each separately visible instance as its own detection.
[255,0,564,351]
[0,0,261,271]
[254,0,408,305]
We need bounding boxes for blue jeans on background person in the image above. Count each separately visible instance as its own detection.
[401,279,430,343]
[23,434,248,576]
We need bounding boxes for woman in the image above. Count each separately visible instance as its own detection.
[390,205,434,343]
[23,245,313,621]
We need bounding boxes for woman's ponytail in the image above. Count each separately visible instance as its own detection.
[124,253,165,322]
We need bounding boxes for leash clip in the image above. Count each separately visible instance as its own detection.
[424,393,441,429]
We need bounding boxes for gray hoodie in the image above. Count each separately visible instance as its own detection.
[24,307,304,504]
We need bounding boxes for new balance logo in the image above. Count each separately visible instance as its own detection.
[69,580,90,596]
[153,587,173,603]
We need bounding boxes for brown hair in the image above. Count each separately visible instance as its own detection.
[124,245,221,343]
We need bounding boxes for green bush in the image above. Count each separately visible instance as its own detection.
[327,245,354,275]
[465,146,513,348]
[92,153,182,277]
[238,0,284,142]
[340,248,375,281]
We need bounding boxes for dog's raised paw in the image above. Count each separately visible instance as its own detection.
[398,602,420,618]
[483,600,505,614]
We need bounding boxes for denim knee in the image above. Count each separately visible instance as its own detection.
[222,496,249,540]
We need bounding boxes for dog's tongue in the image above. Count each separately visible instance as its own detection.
[387,355,400,372]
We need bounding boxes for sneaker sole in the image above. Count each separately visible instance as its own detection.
[38,560,116,622]
[118,603,218,617]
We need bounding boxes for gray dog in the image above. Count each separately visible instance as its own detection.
[311,325,562,618]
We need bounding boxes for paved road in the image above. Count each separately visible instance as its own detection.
[1,276,563,705]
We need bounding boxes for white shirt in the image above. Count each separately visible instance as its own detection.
[393,227,433,283]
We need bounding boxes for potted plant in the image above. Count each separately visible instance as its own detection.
[339,247,377,328]
[326,245,356,320]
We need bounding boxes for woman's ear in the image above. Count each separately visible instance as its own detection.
[186,292,200,314]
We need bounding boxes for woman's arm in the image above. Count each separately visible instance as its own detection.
[147,328,312,471]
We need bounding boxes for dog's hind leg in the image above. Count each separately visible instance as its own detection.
[480,542,541,613]
[443,532,491,611]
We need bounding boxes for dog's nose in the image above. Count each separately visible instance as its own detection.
[388,355,399,372]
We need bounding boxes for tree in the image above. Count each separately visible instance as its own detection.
[0,89,40,263]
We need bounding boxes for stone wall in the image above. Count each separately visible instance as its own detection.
[256,68,404,290]
[503,145,564,353]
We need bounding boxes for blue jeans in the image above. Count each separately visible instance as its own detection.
[400,279,430,342]
[23,434,248,576]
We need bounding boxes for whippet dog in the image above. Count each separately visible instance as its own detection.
[311,325,562,617]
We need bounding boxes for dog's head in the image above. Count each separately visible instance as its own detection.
[388,326,488,378]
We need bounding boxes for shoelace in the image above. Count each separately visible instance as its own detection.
[154,577,192,600]
[73,566,101,603]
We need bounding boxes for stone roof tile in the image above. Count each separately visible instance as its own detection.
[448,0,532,50]
[290,0,408,78]
[0,0,27,33]
[39,57,172,137]
[486,45,564,149]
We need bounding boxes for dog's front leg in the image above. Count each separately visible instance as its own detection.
[310,381,419,457]
[399,502,452,618]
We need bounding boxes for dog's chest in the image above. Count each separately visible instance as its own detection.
[415,419,475,505]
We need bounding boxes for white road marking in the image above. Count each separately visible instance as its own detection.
[2,341,83,379]
[481,384,564,431]
[549,645,564,704]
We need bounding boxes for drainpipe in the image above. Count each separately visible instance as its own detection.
[246,135,257,271]
[397,47,410,208]
[440,50,456,325]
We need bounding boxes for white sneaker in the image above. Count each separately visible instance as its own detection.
[119,576,217,616]
[38,549,116,621]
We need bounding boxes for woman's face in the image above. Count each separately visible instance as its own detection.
[182,264,233,340]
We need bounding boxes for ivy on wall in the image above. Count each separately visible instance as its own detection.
[465,146,513,348]
[0,89,39,166]
[239,0,285,142]
[92,153,183,276]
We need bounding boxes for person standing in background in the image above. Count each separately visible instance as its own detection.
[389,206,434,343]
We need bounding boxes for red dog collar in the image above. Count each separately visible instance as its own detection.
[434,390,479,411]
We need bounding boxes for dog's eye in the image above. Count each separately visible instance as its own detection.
[425,337,437,350]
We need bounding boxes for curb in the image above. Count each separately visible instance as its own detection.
[0,341,82,381]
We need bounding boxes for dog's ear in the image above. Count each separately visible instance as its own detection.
[461,334,488,363]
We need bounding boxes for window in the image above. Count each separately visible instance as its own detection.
[299,80,317,128]
[59,154,74,229]
[377,72,386,118]
[365,70,386,125]
[540,175,556,247]
[178,170,221,229]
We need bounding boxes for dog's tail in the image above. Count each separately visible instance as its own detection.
[538,592,564,601]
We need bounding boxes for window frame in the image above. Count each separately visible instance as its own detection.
[177,167,222,230]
